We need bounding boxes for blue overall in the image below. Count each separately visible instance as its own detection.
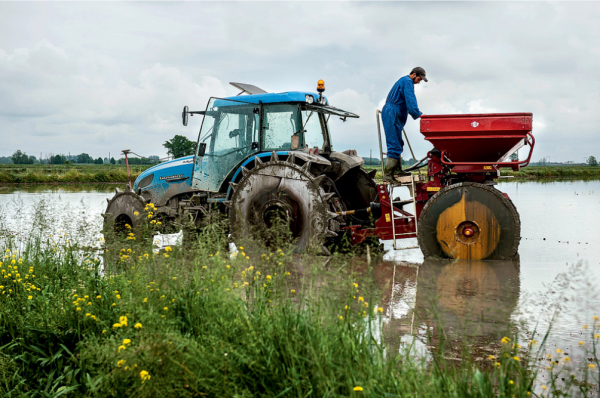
[382,75,422,159]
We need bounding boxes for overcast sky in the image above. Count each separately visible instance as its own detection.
[1,1,599,163]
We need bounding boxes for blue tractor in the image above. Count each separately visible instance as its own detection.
[103,82,378,252]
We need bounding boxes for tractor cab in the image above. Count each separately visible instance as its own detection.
[186,82,358,193]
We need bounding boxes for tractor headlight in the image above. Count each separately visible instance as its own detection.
[305,95,314,104]
[319,97,327,105]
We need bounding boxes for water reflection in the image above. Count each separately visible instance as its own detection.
[375,259,520,357]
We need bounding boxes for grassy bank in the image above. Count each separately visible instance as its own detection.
[1,213,598,396]
[0,164,150,184]
[501,166,600,178]
[364,165,600,181]
[1,163,599,185]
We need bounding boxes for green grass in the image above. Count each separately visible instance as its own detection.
[0,164,150,184]
[363,165,600,181]
[1,163,598,186]
[0,209,599,397]
[501,166,600,178]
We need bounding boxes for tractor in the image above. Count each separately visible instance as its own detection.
[103,81,535,260]
[103,81,378,254]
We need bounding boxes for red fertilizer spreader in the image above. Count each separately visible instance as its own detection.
[347,112,535,260]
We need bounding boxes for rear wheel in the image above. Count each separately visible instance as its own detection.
[228,152,337,253]
[417,182,520,260]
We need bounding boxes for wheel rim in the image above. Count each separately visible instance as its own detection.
[418,182,520,260]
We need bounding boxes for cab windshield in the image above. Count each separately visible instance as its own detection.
[261,104,329,151]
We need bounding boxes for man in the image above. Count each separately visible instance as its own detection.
[382,67,427,180]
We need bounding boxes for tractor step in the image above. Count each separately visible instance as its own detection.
[393,174,426,184]
[392,198,413,207]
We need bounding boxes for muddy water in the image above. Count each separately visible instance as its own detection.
[1,180,599,369]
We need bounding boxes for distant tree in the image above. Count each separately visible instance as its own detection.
[11,150,34,164]
[110,157,116,165]
[588,156,598,167]
[52,154,67,164]
[163,135,196,159]
[538,158,547,166]
[76,153,94,164]
[0,156,12,164]
[94,157,104,165]
[510,153,518,161]
[362,157,380,166]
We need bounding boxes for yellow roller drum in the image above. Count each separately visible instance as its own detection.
[417,182,520,261]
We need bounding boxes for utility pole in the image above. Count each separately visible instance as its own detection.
[370,149,372,165]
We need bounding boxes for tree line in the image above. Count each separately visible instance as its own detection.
[1,150,160,165]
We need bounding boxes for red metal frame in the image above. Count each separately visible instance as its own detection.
[343,184,416,244]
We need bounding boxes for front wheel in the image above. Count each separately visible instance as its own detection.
[417,182,521,260]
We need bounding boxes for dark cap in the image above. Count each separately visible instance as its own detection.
[410,66,428,82]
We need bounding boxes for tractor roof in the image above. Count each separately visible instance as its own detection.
[222,91,329,106]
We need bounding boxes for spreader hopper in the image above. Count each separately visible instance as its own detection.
[420,113,534,170]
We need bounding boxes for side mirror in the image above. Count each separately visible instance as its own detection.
[182,106,189,126]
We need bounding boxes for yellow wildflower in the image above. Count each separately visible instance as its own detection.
[123,339,131,345]
[353,386,363,392]
[140,370,151,383]
[118,345,126,352]
[501,336,510,344]
[113,323,122,328]
[117,359,126,367]
[134,323,142,329]
[27,295,32,300]
[513,356,520,361]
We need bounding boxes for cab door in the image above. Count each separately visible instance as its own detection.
[192,98,260,192]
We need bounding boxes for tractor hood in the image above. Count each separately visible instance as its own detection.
[133,155,195,192]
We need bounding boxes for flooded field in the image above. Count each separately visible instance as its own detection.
[1,179,599,385]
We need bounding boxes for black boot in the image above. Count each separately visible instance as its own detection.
[394,162,410,177]
[383,158,398,181]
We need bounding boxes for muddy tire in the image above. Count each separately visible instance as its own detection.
[228,152,337,253]
[417,182,520,260]
[103,187,147,243]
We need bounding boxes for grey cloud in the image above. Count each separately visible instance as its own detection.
[0,2,599,162]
